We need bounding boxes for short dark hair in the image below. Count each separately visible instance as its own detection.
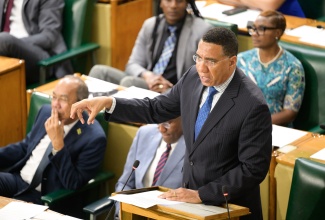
[259,10,286,36]
[63,75,89,101]
[202,27,238,57]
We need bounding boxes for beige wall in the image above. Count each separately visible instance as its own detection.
[103,122,139,192]
[238,34,254,53]
[274,163,294,220]
[92,3,112,67]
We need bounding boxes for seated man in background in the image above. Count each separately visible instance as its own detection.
[0,76,106,210]
[237,10,305,126]
[89,0,212,93]
[115,117,185,218]
[0,0,72,84]
[219,0,305,17]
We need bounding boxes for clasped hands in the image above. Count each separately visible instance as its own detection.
[142,71,173,93]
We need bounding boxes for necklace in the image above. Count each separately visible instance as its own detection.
[258,46,283,68]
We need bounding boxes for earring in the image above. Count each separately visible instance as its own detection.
[275,36,279,40]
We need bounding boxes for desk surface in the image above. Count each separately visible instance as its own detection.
[276,133,325,167]
[0,56,24,73]
[117,186,250,220]
[0,196,21,209]
[202,1,325,49]
[0,196,69,218]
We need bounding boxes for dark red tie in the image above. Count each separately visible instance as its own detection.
[3,0,14,32]
[152,144,172,186]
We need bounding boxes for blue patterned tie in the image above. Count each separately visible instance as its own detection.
[152,144,171,186]
[194,87,217,140]
[152,26,177,74]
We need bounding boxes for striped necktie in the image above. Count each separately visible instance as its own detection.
[3,0,14,32]
[194,87,218,140]
[152,26,177,74]
[152,144,172,186]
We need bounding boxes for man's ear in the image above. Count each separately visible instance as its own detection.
[229,56,237,68]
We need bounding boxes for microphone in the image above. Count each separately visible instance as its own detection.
[222,185,230,220]
[105,160,140,220]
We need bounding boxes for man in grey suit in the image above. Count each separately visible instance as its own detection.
[89,0,212,93]
[0,0,72,84]
[71,27,272,220]
[115,117,185,218]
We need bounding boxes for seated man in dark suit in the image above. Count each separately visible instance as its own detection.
[89,0,212,93]
[0,0,72,84]
[0,75,106,206]
[115,116,185,218]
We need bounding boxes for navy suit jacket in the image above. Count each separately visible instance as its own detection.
[107,66,272,219]
[0,105,106,195]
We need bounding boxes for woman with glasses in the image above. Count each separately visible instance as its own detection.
[237,10,305,127]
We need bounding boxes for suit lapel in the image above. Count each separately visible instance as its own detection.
[190,78,205,145]
[191,70,242,154]
[0,1,4,27]
[63,118,87,148]
[26,129,46,159]
[137,131,162,186]
[157,136,185,185]
[176,15,192,79]
[152,15,165,64]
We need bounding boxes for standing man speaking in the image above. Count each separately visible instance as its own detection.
[71,27,272,220]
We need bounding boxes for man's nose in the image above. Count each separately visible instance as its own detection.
[158,124,167,133]
[196,61,208,72]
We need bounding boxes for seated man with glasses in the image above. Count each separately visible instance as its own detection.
[237,10,305,127]
[115,116,185,219]
[0,75,106,217]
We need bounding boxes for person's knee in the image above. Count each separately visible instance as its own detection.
[120,76,135,87]
[89,65,125,84]
[0,33,16,52]
[120,76,148,89]
[89,65,106,79]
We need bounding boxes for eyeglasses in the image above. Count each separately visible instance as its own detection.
[193,54,228,67]
[50,95,69,104]
[160,122,171,129]
[247,26,278,36]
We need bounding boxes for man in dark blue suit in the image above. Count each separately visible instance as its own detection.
[71,27,272,220]
[0,75,106,206]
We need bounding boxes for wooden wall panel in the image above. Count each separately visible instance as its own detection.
[111,0,153,70]
[0,57,26,146]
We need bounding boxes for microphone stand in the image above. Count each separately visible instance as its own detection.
[222,185,230,220]
[104,160,140,220]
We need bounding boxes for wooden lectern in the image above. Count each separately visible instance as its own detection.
[115,186,250,220]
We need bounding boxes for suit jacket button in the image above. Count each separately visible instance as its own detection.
[190,161,194,166]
